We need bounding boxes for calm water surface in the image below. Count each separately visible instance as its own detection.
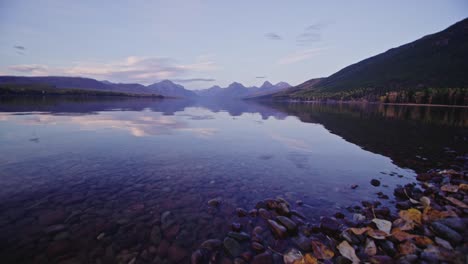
[0,97,466,263]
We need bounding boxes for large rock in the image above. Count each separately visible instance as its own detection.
[276,216,297,233]
[431,222,462,244]
[267,220,287,239]
[223,237,242,257]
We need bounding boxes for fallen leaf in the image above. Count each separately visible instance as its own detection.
[366,228,388,240]
[393,218,415,231]
[348,227,371,235]
[459,183,468,192]
[372,218,392,234]
[292,253,318,264]
[337,241,360,264]
[441,184,459,193]
[414,236,433,247]
[284,248,303,264]
[445,197,468,209]
[422,207,457,222]
[364,238,377,256]
[398,240,417,255]
[311,241,334,260]
[399,208,422,225]
[420,196,431,208]
[391,228,418,242]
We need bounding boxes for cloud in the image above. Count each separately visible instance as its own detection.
[265,32,282,40]
[277,48,326,65]
[14,45,25,50]
[171,78,216,83]
[5,56,219,84]
[296,23,326,45]
[256,76,266,79]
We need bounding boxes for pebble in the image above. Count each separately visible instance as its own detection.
[267,219,287,239]
[227,231,250,241]
[371,179,381,186]
[251,242,264,252]
[276,216,297,233]
[208,198,221,207]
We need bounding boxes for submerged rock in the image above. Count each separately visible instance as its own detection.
[267,220,287,239]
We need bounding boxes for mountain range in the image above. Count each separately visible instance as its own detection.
[253,17,468,105]
[0,76,290,99]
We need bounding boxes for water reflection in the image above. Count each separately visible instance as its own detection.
[0,97,466,263]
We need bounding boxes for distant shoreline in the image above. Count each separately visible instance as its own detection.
[257,99,468,108]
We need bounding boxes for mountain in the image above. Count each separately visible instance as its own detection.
[146,80,197,98]
[257,18,468,105]
[197,81,291,98]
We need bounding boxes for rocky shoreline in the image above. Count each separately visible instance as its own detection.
[192,161,468,264]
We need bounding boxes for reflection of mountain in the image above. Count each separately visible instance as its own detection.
[0,96,465,172]
[196,81,291,98]
[260,102,468,172]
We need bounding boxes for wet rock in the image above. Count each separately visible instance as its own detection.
[396,201,412,210]
[255,201,267,209]
[161,211,175,229]
[277,203,290,215]
[290,210,306,220]
[47,240,70,258]
[252,226,263,235]
[416,173,434,181]
[296,200,304,206]
[267,220,287,239]
[236,208,248,217]
[258,209,271,219]
[53,231,69,241]
[369,255,393,264]
[223,237,242,257]
[371,179,381,187]
[232,222,242,232]
[251,242,265,252]
[351,184,359,189]
[157,240,170,257]
[44,224,66,234]
[168,244,188,263]
[436,218,466,232]
[319,217,341,235]
[431,222,462,244]
[200,239,222,251]
[249,209,258,217]
[227,231,250,241]
[251,252,272,264]
[234,258,247,264]
[208,198,221,207]
[39,209,67,226]
[150,226,162,244]
[163,224,180,240]
[291,235,311,251]
[276,216,297,233]
[241,252,253,262]
[334,256,352,264]
[265,198,279,209]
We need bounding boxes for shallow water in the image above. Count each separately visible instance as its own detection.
[0,97,466,263]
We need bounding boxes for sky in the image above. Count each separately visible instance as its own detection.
[0,0,467,90]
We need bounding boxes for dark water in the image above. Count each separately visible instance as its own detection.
[0,97,466,263]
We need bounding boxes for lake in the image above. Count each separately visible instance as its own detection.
[0,97,466,263]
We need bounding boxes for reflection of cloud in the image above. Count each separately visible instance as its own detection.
[277,48,326,65]
[0,112,217,138]
[270,133,312,152]
[6,56,219,85]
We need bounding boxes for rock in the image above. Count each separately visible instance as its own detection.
[208,198,221,207]
[252,226,263,235]
[53,231,69,241]
[352,214,366,222]
[267,220,287,239]
[150,226,162,244]
[369,255,393,264]
[227,231,250,241]
[251,252,272,264]
[255,201,267,209]
[163,224,180,240]
[241,252,253,262]
[168,244,188,263]
[223,237,242,257]
[291,235,311,251]
[249,209,258,217]
[277,203,290,215]
[319,217,341,235]
[236,208,248,217]
[191,249,206,264]
[296,200,304,206]
[232,222,242,232]
[251,242,264,252]
[200,239,222,250]
[396,201,412,210]
[437,218,466,232]
[161,211,175,229]
[435,237,453,250]
[431,222,462,244]
[157,240,170,257]
[47,240,70,258]
[44,224,66,234]
[96,232,105,240]
[276,216,297,233]
[258,209,271,219]
[416,173,433,181]
[334,256,352,264]
[371,179,381,187]
[39,209,67,226]
[234,258,247,264]
[351,184,358,189]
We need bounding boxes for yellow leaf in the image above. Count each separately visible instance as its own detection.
[337,241,360,264]
[311,241,334,260]
[422,207,457,222]
[399,208,422,225]
[459,183,468,192]
[414,236,434,247]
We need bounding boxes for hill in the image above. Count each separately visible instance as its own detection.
[257,18,468,105]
